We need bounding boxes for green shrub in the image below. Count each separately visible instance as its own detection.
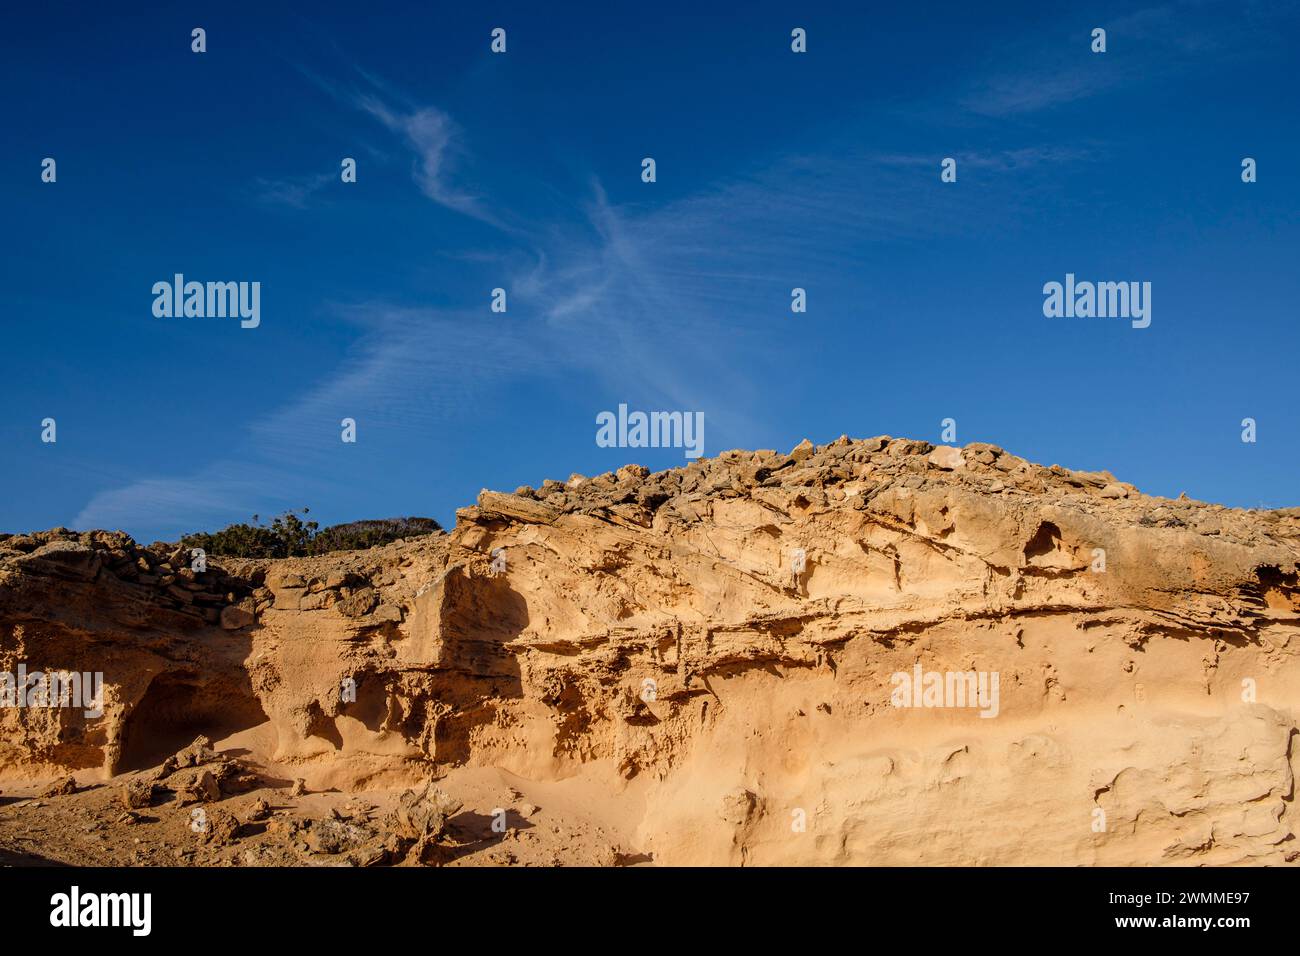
[270,510,317,557]
[308,517,441,555]
[180,510,440,558]
[180,522,288,559]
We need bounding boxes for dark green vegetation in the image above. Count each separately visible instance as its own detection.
[180,510,441,558]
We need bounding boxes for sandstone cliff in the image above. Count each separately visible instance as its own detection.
[1,436,1298,866]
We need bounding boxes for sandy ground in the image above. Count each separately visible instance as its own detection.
[0,725,647,867]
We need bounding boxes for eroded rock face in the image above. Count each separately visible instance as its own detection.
[2,436,1299,866]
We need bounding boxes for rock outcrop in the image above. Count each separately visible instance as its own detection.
[1,436,1298,866]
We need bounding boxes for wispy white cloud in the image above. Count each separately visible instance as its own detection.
[292,59,496,224]
[962,69,1119,117]
[74,469,291,539]
[252,171,334,209]
[959,0,1293,117]
[356,97,492,220]
[74,305,549,535]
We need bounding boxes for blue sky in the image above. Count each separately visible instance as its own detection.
[3,0,1297,541]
